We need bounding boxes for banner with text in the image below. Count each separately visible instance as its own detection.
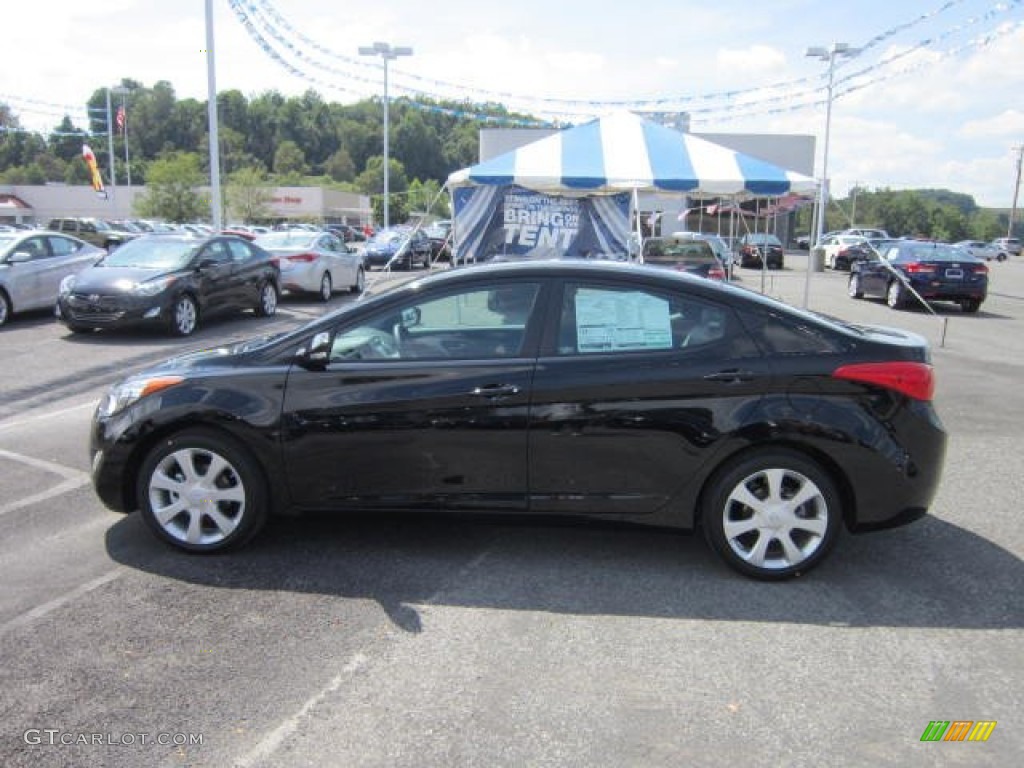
[453,185,631,263]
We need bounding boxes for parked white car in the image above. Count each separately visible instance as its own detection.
[0,231,104,327]
[254,231,365,300]
[954,240,1007,262]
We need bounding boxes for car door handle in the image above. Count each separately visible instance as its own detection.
[703,369,755,383]
[471,384,520,398]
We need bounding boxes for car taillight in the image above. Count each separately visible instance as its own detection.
[974,263,989,274]
[708,266,726,280]
[832,361,935,401]
[903,262,936,274]
[287,253,317,263]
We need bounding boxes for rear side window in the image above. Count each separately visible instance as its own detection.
[556,282,758,358]
[739,308,846,356]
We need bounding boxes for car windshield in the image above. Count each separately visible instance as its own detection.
[254,232,317,249]
[102,238,199,269]
[643,240,716,264]
[746,234,782,246]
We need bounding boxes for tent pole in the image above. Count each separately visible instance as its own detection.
[633,188,644,263]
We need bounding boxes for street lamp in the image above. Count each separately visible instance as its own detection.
[804,42,860,307]
[359,41,413,229]
[111,85,133,216]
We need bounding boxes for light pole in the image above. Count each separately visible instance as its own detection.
[205,0,224,231]
[111,85,132,216]
[804,42,859,307]
[359,41,413,229]
[1009,144,1022,239]
[104,88,116,199]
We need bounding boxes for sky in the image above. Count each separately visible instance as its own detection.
[3,0,1023,208]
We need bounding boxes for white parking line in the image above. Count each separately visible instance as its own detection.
[234,653,368,768]
[0,568,125,638]
[0,448,91,517]
[0,400,97,433]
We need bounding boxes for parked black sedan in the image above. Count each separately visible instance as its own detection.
[738,233,785,269]
[56,234,280,335]
[848,240,989,313]
[89,260,946,579]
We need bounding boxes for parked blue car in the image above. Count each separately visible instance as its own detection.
[362,227,432,270]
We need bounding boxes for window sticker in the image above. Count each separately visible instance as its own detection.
[574,289,672,352]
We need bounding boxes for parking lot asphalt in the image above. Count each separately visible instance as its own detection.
[0,255,1021,767]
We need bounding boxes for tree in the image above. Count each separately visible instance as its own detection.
[227,166,273,223]
[356,156,410,225]
[324,147,355,183]
[273,139,307,177]
[134,151,206,222]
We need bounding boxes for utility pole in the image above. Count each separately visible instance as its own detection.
[1009,145,1023,239]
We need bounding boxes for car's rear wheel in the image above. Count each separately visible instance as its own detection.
[168,294,198,336]
[848,273,863,299]
[255,281,278,316]
[318,272,332,302]
[702,449,841,580]
[886,280,905,309]
[136,429,268,553]
[350,266,365,293]
[960,298,981,313]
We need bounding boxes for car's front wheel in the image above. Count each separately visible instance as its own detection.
[702,449,841,580]
[168,294,198,336]
[0,290,10,327]
[136,429,268,552]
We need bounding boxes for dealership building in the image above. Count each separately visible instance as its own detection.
[0,184,371,228]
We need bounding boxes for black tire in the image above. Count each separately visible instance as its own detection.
[318,272,332,302]
[254,281,278,317]
[960,298,981,313]
[702,449,841,580]
[0,290,10,327]
[350,266,366,294]
[848,273,863,299]
[886,280,905,309]
[168,293,199,336]
[136,428,269,553]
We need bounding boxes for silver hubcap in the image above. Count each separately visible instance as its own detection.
[356,269,365,292]
[147,447,246,545]
[320,273,331,300]
[848,275,858,296]
[888,282,900,306]
[722,468,828,570]
[262,284,277,314]
[175,298,196,334]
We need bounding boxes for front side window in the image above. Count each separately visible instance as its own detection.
[330,282,541,363]
[48,235,81,256]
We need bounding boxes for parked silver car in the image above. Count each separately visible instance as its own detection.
[0,231,104,327]
[254,231,366,300]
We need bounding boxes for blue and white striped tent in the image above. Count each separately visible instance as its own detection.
[447,110,817,199]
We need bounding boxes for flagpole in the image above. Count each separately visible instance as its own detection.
[105,88,116,201]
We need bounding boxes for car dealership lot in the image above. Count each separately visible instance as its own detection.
[1,256,1021,767]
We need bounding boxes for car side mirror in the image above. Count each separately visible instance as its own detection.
[401,307,421,327]
[7,251,32,263]
[298,331,332,369]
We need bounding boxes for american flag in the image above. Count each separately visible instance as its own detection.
[116,105,125,133]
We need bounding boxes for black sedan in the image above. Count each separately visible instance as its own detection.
[848,240,989,313]
[642,235,727,281]
[56,234,281,335]
[738,233,785,269]
[89,260,946,579]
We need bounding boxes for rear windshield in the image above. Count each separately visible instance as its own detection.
[643,240,716,264]
[899,243,979,262]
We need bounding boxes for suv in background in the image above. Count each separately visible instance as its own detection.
[47,217,139,250]
[993,237,1021,256]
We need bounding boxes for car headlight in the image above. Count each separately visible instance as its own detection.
[97,375,184,418]
[59,274,76,296]
[134,276,176,296]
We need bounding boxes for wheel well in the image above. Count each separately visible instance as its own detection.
[694,441,857,532]
[0,286,11,310]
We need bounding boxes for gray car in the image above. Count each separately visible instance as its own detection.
[0,231,104,327]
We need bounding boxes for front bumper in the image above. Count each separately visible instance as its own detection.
[57,292,168,328]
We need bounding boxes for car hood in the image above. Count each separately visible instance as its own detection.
[148,332,289,373]
[71,265,178,293]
